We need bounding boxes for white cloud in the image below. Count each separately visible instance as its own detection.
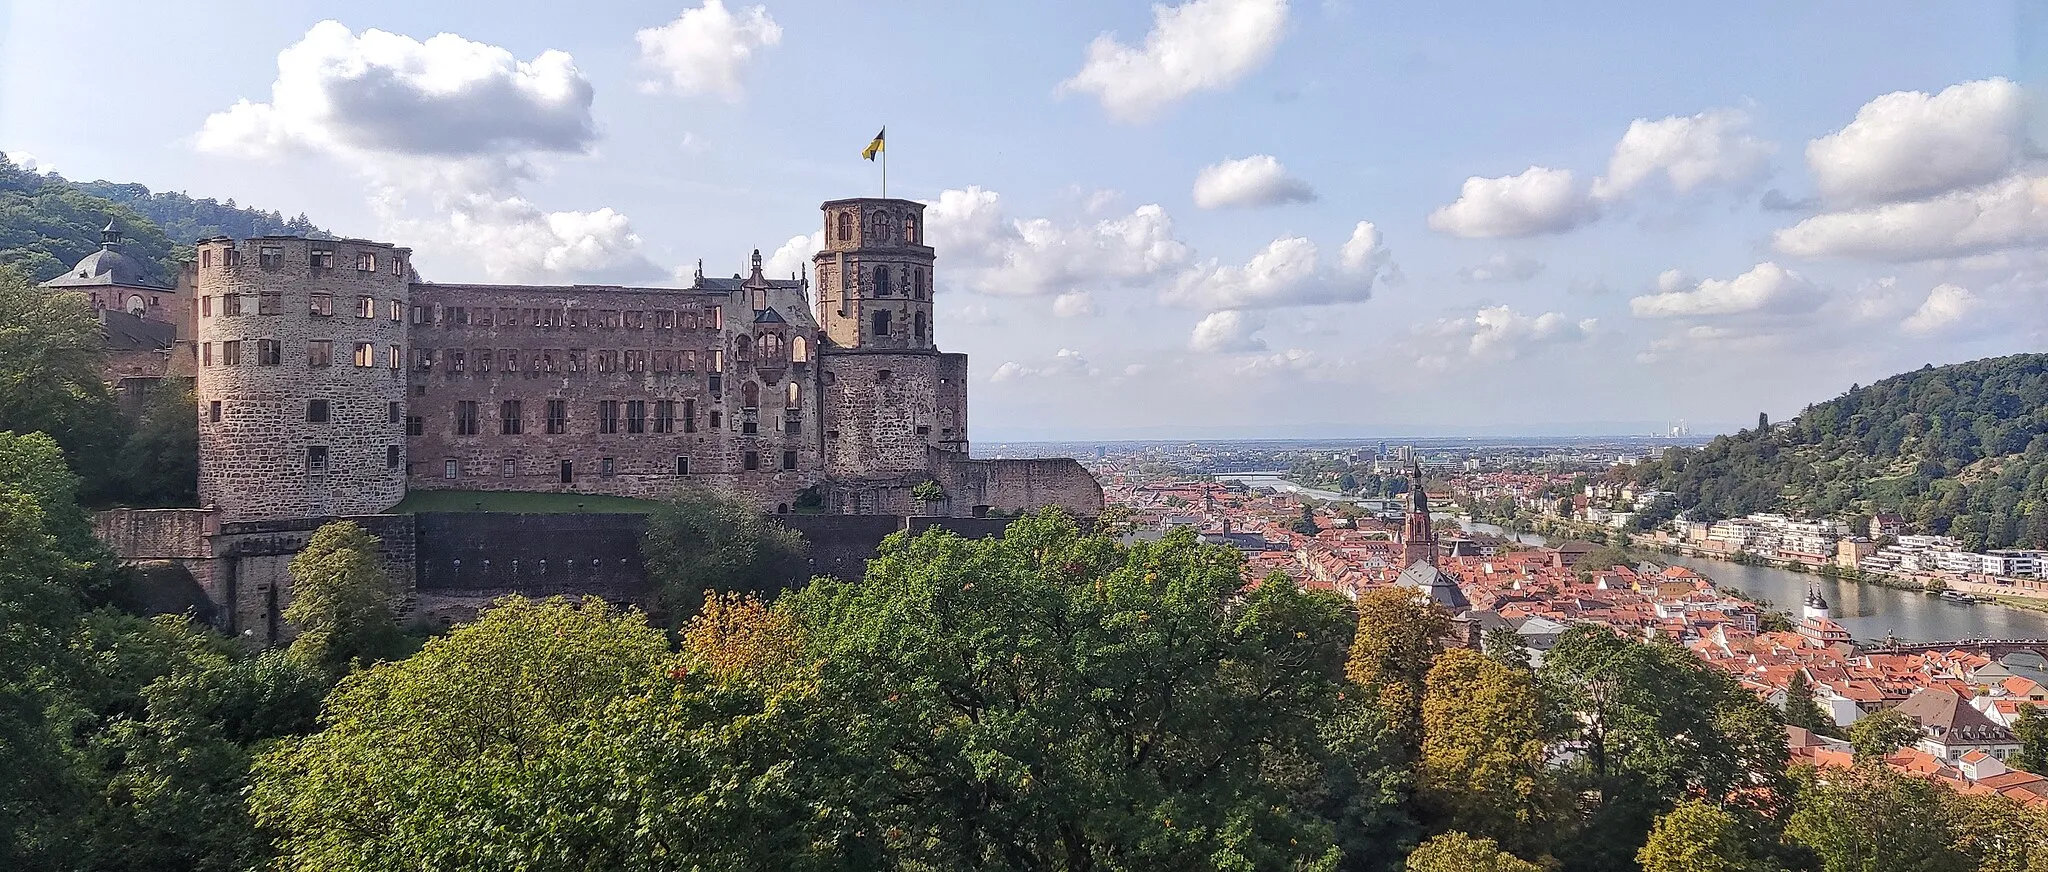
[1052,290,1098,318]
[763,231,822,278]
[1192,154,1316,208]
[1628,262,1818,318]
[196,20,595,159]
[4,151,51,174]
[924,186,1191,296]
[1232,347,1331,378]
[1427,166,1598,238]
[1416,305,1595,368]
[1058,0,1288,122]
[1338,221,1387,274]
[1635,324,1771,364]
[990,348,1096,382]
[948,303,999,325]
[1806,78,2026,206]
[1163,222,1389,310]
[1773,175,2048,262]
[634,1,782,101]
[1592,108,1774,200]
[195,21,662,284]
[1189,309,1267,352]
[1900,283,1978,334]
[1456,252,1545,283]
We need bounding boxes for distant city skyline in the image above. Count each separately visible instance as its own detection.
[4,1,2043,439]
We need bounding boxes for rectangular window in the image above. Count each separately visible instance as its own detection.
[356,252,377,272]
[624,310,644,329]
[221,340,241,365]
[546,399,566,434]
[358,296,376,318]
[353,342,375,367]
[201,342,214,367]
[208,400,222,423]
[786,417,802,436]
[446,306,467,327]
[476,308,494,327]
[390,300,404,322]
[872,310,891,337]
[743,450,759,471]
[654,400,675,433]
[309,293,332,317]
[449,349,466,373]
[595,350,617,373]
[456,401,479,436]
[200,296,212,318]
[500,400,522,435]
[388,401,401,424]
[389,345,402,370]
[259,246,282,269]
[625,400,646,434]
[676,456,690,476]
[201,249,211,269]
[387,445,401,469]
[570,308,589,328]
[684,399,697,433]
[624,350,646,372]
[600,457,616,477]
[500,458,515,477]
[782,450,797,471]
[708,373,722,394]
[543,308,563,328]
[257,340,281,366]
[259,292,281,315]
[499,308,518,328]
[222,294,244,317]
[306,446,329,474]
[742,420,758,435]
[444,459,459,479]
[655,311,675,329]
[406,415,424,437]
[412,305,430,325]
[710,410,722,430]
[311,248,334,269]
[566,350,585,373]
[414,349,434,370]
[599,400,620,434]
[685,350,698,370]
[600,310,620,328]
[476,349,492,372]
[307,399,329,423]
[502,349,519,374]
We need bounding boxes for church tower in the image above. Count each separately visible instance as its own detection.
[1401,460,1437,567]
[815,199,935,351]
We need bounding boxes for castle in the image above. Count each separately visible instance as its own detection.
[174,196,1101,524]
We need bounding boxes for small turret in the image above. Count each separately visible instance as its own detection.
[1802,584,1832,622]
[100,220,121,248]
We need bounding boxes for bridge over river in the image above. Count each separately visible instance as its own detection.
[1860,639,2048,665]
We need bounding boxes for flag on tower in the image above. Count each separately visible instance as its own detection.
[861,127,886,161]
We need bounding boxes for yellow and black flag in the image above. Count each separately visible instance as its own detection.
[861,127,886,161]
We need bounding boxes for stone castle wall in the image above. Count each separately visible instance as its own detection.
[194,237,412,523]
[820,349,960,486]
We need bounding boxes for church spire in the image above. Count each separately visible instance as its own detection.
[1402,459,1436,568]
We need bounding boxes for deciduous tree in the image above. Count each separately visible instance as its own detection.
[283,521,402,674]
[1403,831,1541,872]
[1637,800,1777,872]
[1346,587,1449,744]
[1417,649,1555,853]
[1848,709,1922,764]
[641,487,808,622]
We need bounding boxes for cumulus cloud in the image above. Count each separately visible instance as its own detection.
[634,1,782,100]
[1416,305,1595,369]
[763,230,822,278]
[195,21,661,284]
[1456,252,1545,283]
[1192,154,1316,208]
[1052,291,1098,318]
[1427,166,1598,238]
[990,348,1096,382]
[1806,78,2027,206]
[1058,0,1288,122]
[1338,221,1387,274]
[1628,262,1818,318]
[1232,348,1332,378]
[1592,108,1774,200]
[1189,309,1267,352]
[1161,231,1383,310]
[1773,175,2048,262]
[924,186,1191,296]
[1900,283,1979,334]
[196,20,595,159]
[4,151,51,173]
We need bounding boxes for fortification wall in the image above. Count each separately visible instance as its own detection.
[819,349,953,486]
[209,514,417,645]
[936,455,1104,518]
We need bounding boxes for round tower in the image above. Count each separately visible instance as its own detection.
[814,198,935,351]
[195,236,412,522]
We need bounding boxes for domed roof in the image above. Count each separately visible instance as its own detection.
[40,223,169,290]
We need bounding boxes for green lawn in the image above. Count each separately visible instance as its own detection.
[388,489,666,514]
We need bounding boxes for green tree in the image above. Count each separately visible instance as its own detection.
[910,479,945,505]
[1783,669,1833,736]
[1417,649,1556,855]
[2012,705,2048,774]
[283,521,401,674]
[0,270,125,501]
[1480,625,1529,670]
[1943,790,2048,872]
[1785,765,1968,872]
[1404,831,1541,872]
[1637,800,1778,872]
[640,487,808,622]
[1848,709,1922,764]
[783,512,1352,870]
[1294,501,1322,534]
[109,384,197,507]
[1346,587,1449,746]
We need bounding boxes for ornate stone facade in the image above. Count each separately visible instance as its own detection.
[191,197,1103,524]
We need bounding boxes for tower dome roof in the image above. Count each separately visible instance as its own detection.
[39,222,168,290]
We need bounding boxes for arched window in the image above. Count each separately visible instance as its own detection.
[734,334,752,361]
[790,335,809,362]
[836,212,852,241]
[914,311,928,341]
[875,212,892,241]
[786,382,801,407]
[760,333,781,360]
[905,216,918,243]
[742,381,760,408]
[913,268,926,300]
[874,266,891,296]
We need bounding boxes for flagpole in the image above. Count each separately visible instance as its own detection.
[882,128,888,199]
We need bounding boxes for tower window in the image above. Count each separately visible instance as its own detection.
[626,400,647,434]
[308,293,331,317]
[676,456,690,476]
[874,266,891,296]
[209,400,222,423]
[256,340,281,366]
[872,310,891,338]
[386,445,401,469]
[743,451,759,471]
[546,399,567,434]
[406,415,424,437]
[837,211,852,241]
[307,399,329,423]
[221,340,241,365]
[388,401,401,423]
[259,292,282,316]
[600,457,616,477]
[782,450,797,470]
[684,399,697,433]
[456,401,479,436]
[357,296,376,318]
[654,400,675,433]
[307,340,333,368]
[599,400,620,434]
[306,446,329,474]
[444,459,459,479]
[905,216,918,243]
[354,342,376,367]
[914,267,926,300]
[914,311,927,341]
[877,369,892,382]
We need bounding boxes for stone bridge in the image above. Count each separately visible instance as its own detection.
[1860,639,2048,663]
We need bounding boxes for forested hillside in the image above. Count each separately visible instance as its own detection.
[1625,354,2048,550]
[0,153,321,285]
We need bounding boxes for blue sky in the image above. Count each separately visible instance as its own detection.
[4,1,2042,440]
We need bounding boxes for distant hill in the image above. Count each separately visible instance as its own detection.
[1625,353,2048,550]
[0,152,324,285]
